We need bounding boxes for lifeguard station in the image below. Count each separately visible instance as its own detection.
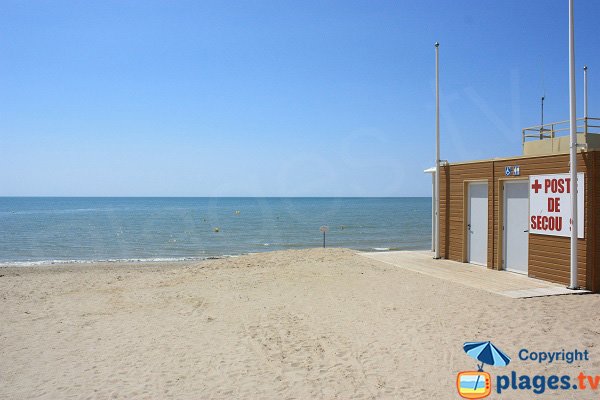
[426,114,600,292]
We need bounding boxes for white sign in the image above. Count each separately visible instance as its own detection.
[529,173,584,238]
[505,165,520,176]
[320,225,329,233]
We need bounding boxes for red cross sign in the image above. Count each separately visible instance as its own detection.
[529,173,584,238]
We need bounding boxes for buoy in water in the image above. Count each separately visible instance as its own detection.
[213,227,220,233]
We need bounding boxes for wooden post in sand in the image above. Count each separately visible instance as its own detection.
[320,226,329,248]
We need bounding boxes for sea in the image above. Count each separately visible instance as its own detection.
[0,197,432,266]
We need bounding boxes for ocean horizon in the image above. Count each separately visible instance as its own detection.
[0,197,432,266]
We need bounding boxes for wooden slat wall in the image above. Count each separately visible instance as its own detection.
[589,151,600,292]
[439,162,494,264]
[440,150,599,292]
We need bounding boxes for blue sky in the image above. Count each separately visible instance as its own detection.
[1,0,598,196]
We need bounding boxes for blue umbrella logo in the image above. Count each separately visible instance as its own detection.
[462,341,511,395]
[464,341,511,371]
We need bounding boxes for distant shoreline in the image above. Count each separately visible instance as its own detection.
[0,246,420,268]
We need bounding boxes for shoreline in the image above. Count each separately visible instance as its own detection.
[0,246,427,269]
[0,256,226,269]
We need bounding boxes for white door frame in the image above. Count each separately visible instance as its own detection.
[503,179,529,274]
[467,181,488,267]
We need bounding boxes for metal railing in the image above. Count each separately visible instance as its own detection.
[522,117,600,149]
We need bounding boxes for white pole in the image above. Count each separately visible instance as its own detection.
[431,173,435,252]
[568,0,579,289]
[583,65,587,138]
[434,42,441,259]
[583,65,587,119]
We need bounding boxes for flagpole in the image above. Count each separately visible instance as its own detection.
[568,0,578,290]
[434,42,441,259]
[584,65,588,135]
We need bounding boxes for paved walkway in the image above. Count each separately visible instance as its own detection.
[359,250,591,298]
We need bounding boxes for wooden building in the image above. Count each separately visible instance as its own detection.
[432,118,600,292]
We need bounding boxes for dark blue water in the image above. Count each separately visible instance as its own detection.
[0,197,432,265]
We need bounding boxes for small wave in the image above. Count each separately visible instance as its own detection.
[0,256,212,267]
[373,247,391,251]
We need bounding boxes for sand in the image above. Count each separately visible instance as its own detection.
[1,248,599,399]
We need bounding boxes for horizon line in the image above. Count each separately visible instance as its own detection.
[0,195,432,199]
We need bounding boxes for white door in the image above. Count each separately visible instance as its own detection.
[504,181,529,274]
[467,182,488,266]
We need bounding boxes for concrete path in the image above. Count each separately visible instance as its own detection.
[359,250,591,298]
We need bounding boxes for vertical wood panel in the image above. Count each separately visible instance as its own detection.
[439,162,493,265]
[592,153,596,292]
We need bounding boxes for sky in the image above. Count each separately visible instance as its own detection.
[1,0,599,197]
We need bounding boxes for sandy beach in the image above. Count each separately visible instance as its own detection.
[1,248,599,399]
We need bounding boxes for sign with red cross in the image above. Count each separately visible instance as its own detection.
[529,173,585,238]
